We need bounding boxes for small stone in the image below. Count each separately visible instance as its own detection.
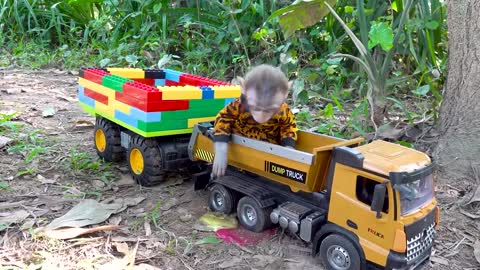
[93,180,106,188]
[180,213,192,222]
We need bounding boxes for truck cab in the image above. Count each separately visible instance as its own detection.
[189,122,438,270]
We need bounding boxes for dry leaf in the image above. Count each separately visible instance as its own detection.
[144,220,151,237]
[99,257,129,270]
[0,210,30,231]
[116,174,135,186]
[109,216,122,226]
[42,107,56,118]
[114,242,130,255]
[42,225,120,239]
[430,256,449,266]
[465,185,480,205]
[133,264,162,270]
[37,174,56,185]
[459,208,480,219]
[218,257,244,269]
[0,135,13,149]
[56,95,77,103]
[74,119,94,128]
[46,199,124,229]
[474,240,480,264]
[111,236,150,242]
[377,124,405,140]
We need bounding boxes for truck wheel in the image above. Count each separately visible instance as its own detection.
[127,135,165,186]
[237,196,272,233]
[209,184,236,214]
[94,117,123,162]
[319,234,361,270]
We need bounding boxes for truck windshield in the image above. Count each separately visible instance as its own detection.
[396,174,434,216]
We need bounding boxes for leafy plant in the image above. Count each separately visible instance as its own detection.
[7,129,49,164]
[0,181,12,191]
[65,148,110,172]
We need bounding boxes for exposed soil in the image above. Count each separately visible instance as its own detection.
[0,69,479,270]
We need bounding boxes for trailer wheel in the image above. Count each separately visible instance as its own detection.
[237,196,272,232]
[94,117,123,162]
[127,135,165,186]
[209,184,236,214]
[319,234,361,270]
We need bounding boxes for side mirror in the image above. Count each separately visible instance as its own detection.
[371,182,387,218]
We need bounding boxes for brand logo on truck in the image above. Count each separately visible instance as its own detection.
[264,161,307,183]
[368,227,385,239]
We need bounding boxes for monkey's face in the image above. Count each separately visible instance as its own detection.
[244,89,286,124]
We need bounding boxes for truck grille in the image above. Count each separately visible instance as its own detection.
[406,222,435,263]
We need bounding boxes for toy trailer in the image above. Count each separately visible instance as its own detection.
[77,67,240,186]
[189,123,439,270]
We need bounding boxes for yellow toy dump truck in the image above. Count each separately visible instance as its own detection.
[188,122,439,270]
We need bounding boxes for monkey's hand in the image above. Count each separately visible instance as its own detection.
[212,142,228,177]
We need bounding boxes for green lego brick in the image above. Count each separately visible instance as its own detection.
[80,103,192,137]
[138,119,188,132]
[159,100,225,121]
[189,99,225,109]
[101,75,133,92]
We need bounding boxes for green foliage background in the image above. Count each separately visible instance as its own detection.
[0,0,447,139]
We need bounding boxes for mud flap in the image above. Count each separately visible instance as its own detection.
[193,170,211,190]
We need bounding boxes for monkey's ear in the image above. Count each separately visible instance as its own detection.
[237,76,246,94]
[287,81,293,90]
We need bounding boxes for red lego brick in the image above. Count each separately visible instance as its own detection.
[123,81,162,101]
[165,80,186,86]
[115,91,189,112]
[84,87,109,105]
[83,69,110,85]
[179,73,230,86]
[133,78,155,86]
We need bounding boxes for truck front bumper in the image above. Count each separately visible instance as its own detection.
[386,248,431,270]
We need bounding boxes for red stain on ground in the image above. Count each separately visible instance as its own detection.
[215,227,277,246]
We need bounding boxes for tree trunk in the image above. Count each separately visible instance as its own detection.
[434,0,480,184]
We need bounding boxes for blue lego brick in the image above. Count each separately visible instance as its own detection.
[163,69,182,82]
[129,107,162,122]
[201,86,214,99]
[78,86,95,108]
[114,110,138,128]
[224,98,236,106]
[155,79,165,87]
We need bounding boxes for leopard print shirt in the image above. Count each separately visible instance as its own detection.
[213,97,298,147]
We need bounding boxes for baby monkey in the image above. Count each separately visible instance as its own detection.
[212,64,298,177]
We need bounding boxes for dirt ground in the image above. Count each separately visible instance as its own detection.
[0,69,479,270]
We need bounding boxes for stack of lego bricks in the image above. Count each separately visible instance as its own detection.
[77,68,240,137]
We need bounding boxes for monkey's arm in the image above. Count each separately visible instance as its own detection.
[279,105,298,148]
[212,99,241,177]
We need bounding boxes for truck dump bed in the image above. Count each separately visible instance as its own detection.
[77,68,241,137]
[189,124,364,193]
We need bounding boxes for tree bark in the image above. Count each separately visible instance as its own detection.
[434,0,480,184]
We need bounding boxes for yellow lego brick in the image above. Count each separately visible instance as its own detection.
[159,86,203,100]
[94,100,114,117]
[78,77,116,99]
[188,116,217,128]
[212,85,241,99]
[80,103,193,138]
[112,99,131,114]
[107,68,145,79]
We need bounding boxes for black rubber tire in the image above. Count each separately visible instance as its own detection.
[319,234,362,270]
[208,184,236,214]
[94,117,124,162]
[236,196,273,233]
[127,135,165,186]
